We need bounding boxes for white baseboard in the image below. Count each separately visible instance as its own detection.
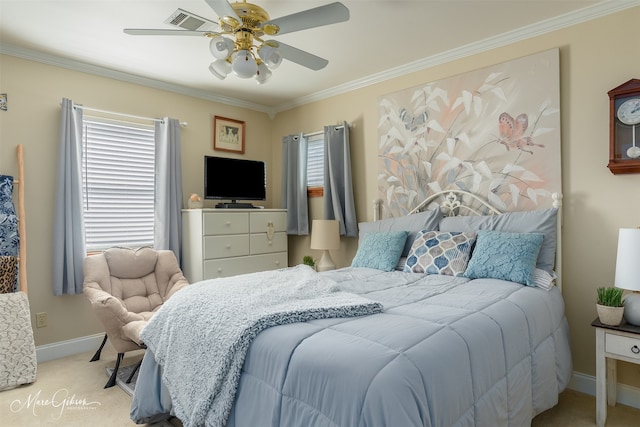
[36,333,107,364]
[568,371,640,410]
[36,335,640,411]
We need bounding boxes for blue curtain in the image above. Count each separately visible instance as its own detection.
[281,134,309,235]
[52,98,86,295]
[323,122,357,237]
[154,118,183,264]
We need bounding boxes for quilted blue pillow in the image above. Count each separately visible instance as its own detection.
[351,231,408,271]
[464,230,544,286]
[404,231,477,276]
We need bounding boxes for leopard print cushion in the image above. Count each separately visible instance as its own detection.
[0,256,17,294]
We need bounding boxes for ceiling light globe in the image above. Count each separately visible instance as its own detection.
[209,59,231,80]
[255,62,272,84]
[231,50,258,79]
[258,44,282,70]
[209,36,234,60]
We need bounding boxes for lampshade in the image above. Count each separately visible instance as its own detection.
[614,228,640,291]
[255,62,272,84]
[209,59,231,80]
[614,227,640,326]
[310,220,340,250]
[258,44,282,70]
[231,50,258,79]
[209,36,235,60]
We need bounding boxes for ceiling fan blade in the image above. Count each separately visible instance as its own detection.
[124,29,208,36]
[205,0,240,23]
[262,2,349,36]
[274,42,328,71]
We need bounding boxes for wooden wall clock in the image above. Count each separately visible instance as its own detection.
[608,79,640,174]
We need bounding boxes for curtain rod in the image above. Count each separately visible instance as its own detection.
[71,103,188,127]
[304,122,351,138]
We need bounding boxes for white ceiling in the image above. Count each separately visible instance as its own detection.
[0,1,635,114]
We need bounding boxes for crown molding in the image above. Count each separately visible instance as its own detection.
[2,1,637,117]
[0,43,274,115]
[273,0,639,113]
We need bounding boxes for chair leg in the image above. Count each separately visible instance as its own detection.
[105,352,123,389]
[90,334,108,362]
[125,359,143,384]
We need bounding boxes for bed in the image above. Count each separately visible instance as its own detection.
[130,190,572,427]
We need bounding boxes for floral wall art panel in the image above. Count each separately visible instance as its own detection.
[377,48,561,217]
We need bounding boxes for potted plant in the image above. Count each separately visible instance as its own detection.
[303,256,316,270]
[596,286,624,326]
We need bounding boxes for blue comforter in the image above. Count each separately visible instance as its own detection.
[131,267,572,427]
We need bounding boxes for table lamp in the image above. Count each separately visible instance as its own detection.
[614,228,640,326]
[310,220,340,272]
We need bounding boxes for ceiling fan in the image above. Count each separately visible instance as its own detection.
[124,0,350,84]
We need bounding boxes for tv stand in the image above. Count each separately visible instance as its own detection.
[215,202,256,209]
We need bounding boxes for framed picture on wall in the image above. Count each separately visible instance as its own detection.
[213,116,245,153]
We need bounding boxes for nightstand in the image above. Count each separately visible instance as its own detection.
[592,318,640,427]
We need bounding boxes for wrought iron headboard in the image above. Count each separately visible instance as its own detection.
[372,190,564,291]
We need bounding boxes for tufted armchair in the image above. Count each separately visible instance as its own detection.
[83,247,188,388]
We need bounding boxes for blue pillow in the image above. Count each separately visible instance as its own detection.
[464,230,544,286]
[439,208,557,274]
[352,231,408,271]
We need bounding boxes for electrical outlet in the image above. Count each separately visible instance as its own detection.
[36,312,47,328]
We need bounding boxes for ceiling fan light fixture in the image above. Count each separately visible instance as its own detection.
[209,35,235,60]
[258,44,282,70]
[231,50,258,79]
[255,62,272,84]
[209,59,231,80]
[125,1,351,84]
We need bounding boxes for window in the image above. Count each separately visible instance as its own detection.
[307,133,324,197]
[81,118,155,251]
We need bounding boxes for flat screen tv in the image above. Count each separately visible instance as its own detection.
[204,156,265,208]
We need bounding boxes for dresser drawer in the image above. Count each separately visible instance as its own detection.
[203,212,249,235]
[204,235,249,259]
[250,211,286,233]
[250,232,287,255]
[606,333,640,361]
[204,253,287,279]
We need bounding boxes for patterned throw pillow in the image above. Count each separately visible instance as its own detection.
[0,256,17,294]
[351,231,408,272]
[404,231,477,276]
[463,230,544,286]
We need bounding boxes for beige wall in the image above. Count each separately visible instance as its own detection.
[1,6,639,389]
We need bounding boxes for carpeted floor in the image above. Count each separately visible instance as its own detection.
[1,344,638,426]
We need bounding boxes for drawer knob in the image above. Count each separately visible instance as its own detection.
[226,244,231,249]
[217,268,222,272]
[275,260,280,265]
[632,345,640,354]
[225,221,231,226]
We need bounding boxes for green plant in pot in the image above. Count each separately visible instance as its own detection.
[596,286,624,326]
[303,255,316,270]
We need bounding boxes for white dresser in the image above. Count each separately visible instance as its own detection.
[182,209,288,282]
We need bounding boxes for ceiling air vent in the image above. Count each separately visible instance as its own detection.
[164,8,217,31]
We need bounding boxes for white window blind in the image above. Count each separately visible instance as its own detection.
[307,133,324,188]
[81,118,155,251]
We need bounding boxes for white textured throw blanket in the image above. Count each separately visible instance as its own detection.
[140,265,383,427]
